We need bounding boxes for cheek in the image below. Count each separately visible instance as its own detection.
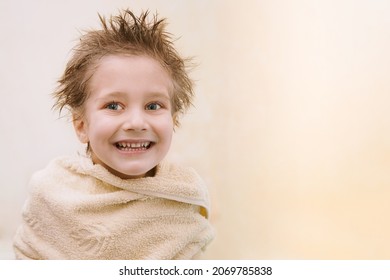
[155,116,174,142]
[163,117,174,137]
[87,115,116,141]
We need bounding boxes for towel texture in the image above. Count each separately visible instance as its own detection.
[13,155,214,259]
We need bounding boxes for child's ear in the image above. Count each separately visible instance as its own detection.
[72,113,89,143]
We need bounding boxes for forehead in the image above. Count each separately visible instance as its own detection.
[87,54,173,98]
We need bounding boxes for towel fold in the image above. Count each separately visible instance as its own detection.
[13,155,214,259]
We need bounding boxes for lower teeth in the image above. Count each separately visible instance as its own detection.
[121,147,145,150]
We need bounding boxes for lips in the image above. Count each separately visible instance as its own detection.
[115,141,152,151]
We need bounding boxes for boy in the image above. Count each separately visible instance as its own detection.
[13,9,214,260]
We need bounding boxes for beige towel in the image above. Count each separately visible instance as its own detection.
[13,155,214,259]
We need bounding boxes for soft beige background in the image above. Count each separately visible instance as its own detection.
[1,0,390,259]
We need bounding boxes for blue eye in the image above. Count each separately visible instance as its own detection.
[146,103,162,110]
[106,102,123,111]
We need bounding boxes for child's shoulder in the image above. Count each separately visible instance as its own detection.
[29,155,87,189]
[159,161,201,180]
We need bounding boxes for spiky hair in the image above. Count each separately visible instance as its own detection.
[53,9,194,126]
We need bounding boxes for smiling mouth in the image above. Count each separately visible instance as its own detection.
[115,141,152,151]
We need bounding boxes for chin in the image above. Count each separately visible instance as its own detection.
[116,166,156,179]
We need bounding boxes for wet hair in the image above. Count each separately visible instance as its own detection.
[52,9,194,127]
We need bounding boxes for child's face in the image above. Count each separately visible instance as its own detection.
[73,55,174,179]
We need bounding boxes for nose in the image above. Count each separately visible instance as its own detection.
[121,108,148,131]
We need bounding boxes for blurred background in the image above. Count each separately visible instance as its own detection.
[1,0,390,259]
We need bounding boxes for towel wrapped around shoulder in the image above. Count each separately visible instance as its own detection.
[13,155,214,259]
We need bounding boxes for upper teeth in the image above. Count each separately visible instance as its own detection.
[117,142,150,148]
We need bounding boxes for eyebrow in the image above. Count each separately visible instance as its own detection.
[146,92,171,101]
[94,91,171,103]
[93,92,126,103]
